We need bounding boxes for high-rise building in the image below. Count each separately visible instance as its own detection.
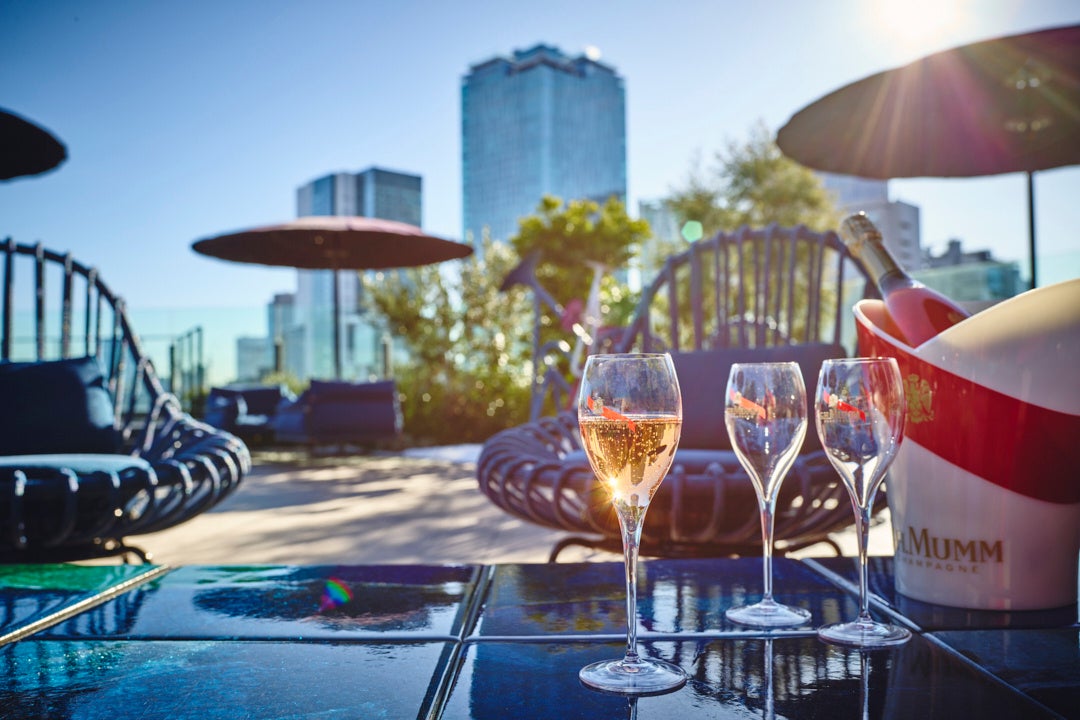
[915,238,1022,310]
[819,172,922,270]
[235,336,271,383]
[636,199,681,290]
[462,43,626,246]
[291,167,422,380]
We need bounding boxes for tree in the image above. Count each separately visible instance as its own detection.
[510,195,649,320]
[666,120,840,236]
[361,235,535,444]
[659,122,846,347]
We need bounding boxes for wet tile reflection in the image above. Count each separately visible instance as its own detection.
[0,564,160,639]
[0,639,450,719]
[40,564,479,640]
[443,635,1058,719]
[1,559,1069,718]
[474,558,856,637]
[932,627,1080,717]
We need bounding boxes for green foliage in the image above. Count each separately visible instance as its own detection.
[666,120,840,236]
[649,122,845,350]
[258,370,307,397]
[361,236,534,444]
[510,195,648,318]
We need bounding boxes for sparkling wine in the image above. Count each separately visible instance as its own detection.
[579,414,680,511]
[840,212,970,347]
[576,354,688,695]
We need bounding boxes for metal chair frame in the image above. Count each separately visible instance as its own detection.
[478,224,884,560]
[1,238,250,562]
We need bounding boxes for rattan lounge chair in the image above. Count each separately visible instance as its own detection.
[0,239,250,562]
[477,224,882,560]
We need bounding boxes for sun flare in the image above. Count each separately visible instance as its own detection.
[867,0,969,55]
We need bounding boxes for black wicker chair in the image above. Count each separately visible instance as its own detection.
[0,239,250,562]
[477,224,883,560]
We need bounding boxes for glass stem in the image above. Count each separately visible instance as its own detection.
[855,494,873,622]
[760,497,776,601]
[619,505,646,665]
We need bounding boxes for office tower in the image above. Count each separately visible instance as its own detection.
[235,336,271,383]
[637,199,681,290]
[267,291,295,376]
[819,172,922,270]
[292,167,422,380]
[462,43,626,246]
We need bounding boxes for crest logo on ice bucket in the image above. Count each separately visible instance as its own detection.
[902,375,934,424]
[853,280,1080,611]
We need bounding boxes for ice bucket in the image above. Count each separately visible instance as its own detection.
[854,279,1080,610]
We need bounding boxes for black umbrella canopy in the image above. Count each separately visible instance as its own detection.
[776,23,1080,288]
[192,215,473,270]
[193,216,473,380]
[1,108,67,181]
[777,24,1080,179]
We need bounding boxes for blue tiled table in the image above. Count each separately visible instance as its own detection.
[0,558,1075,719]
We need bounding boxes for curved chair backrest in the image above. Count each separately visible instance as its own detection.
[1,238,165,444]
[1,237,249,562]
[614,224,877,354]
[478,224,887,559]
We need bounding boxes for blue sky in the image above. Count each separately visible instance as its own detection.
[3,0,1079,317]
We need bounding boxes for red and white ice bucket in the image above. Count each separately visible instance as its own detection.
[854,279,1080,610]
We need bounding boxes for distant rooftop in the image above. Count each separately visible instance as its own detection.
[467,42,618,78]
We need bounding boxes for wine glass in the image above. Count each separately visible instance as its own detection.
[814,357,911,647]
[577,353,687,695]
[724,362,812,627]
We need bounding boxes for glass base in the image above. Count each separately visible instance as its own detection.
[579,656,687,696]
[818,619,911,647]
[725,599,811,628]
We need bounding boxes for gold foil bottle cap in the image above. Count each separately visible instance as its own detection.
[839,212,883,255]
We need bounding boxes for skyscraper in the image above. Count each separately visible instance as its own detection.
[462,43,626,246]
[291,167,422,380]
[819,172,922,270]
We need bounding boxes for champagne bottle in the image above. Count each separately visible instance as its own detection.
[840,212,970,347]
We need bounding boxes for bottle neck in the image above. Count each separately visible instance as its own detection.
[843,219,917,292]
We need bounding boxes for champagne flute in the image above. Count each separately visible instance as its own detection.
[577,353,687,695]
[724,362,812,627]
[815,357,911,647]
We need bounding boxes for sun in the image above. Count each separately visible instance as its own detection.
[866,0,969,55]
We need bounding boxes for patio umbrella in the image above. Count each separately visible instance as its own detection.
[776,23,1080,287]
[1,107,67,181]
[193,216,473,379]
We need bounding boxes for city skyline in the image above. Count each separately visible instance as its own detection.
[3,1,1078,322]
[294,167,423,380]
[462,43,626,245]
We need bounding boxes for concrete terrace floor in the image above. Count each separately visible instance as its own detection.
[134,445,894,567]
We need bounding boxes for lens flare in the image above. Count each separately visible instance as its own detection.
[320,577,353,611]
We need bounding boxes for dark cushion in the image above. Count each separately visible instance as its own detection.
[206,385,294,417]
[273,379,400,443]
[0,357,123,456]
[0,453,153,475]
[204,392,246,431]
[669,343,846,453]
[308,379,396,399]
[306,380,400,437]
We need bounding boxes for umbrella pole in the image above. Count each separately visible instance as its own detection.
[1027,171,1037,289]
[333,269,342,379]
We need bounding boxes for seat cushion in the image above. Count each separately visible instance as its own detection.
[0,453,152,475]
[308,379,396,399]
[670,343,846,453]
[0,357,123,456]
